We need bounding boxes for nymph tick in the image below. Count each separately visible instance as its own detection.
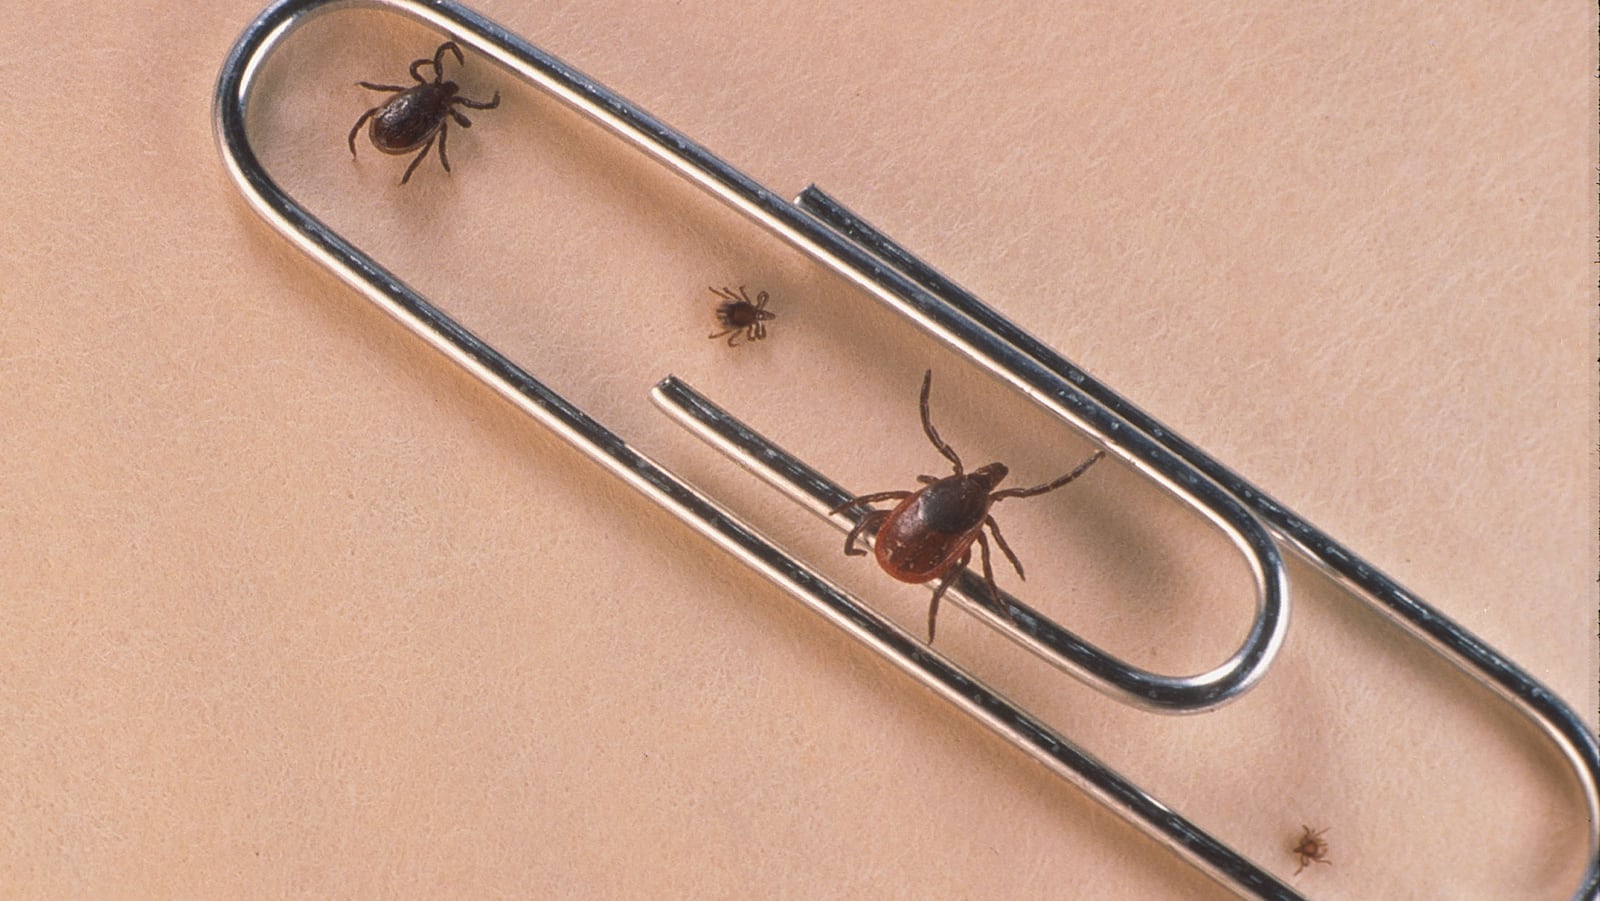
[707,285,775,346]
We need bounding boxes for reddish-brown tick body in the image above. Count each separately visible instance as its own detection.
[708,285,775,346]
[872,463,1008,584]
[835,371,1103,641]
[348,41,501,185]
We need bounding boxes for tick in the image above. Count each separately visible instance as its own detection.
[1290,825,1331,875]
[707,285,775,346]
[347,41,501,185]
[834,370,1104,641]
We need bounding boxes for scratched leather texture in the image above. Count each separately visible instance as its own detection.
[1,2,1594,899]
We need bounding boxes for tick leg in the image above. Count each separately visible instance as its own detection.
[357,81,409,93]
[449,109,474,129]
[984,515,1025,579]
[974,531,1013,620]
[925,553,968,642]
[708,327,734,342]
[414,41,463,83]
[710,286,739,301]
[436,120,451,172]
[831,490,912,514]
[992,449,1105,501]
[843,510,889,556]
[436,41,464,72]
[753,290,770,311]
[347,108,378,156]
[455,91,502,111]
[917,370,963,474]
[1292,855,1330,876]
[399,134,436,184]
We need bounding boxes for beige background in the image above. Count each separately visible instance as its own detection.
[3,1,1595,898]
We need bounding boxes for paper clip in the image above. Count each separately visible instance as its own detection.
[215,2,1598,898]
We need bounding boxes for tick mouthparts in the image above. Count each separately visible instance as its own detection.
[971,462,1009,487]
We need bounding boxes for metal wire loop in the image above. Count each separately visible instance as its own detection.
[214,1,1598,898]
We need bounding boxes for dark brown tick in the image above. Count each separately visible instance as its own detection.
[1291,825,1331,875]
[707,285,775,346]
[833,370,1104,642]
[347,41,501,184]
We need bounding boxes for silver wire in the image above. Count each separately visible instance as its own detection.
[791,185,1600,895]
[650,376,1283,714]
[214,1,1599,898]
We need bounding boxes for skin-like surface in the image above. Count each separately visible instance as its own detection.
[2,2,1593,898]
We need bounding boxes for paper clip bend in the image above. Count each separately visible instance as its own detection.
[215,2,1598,899]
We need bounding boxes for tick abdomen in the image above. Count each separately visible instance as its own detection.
[371,84,458,152]
[716,302,761,328]
[874,480,990,582]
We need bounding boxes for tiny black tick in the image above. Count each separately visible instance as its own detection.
[348,41,501,184]
[834,370,1103,642]
[707,285,775,346]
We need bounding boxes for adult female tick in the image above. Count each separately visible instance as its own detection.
[707,285,775,346]
[834,370,1104,641]
[348,41,501,185]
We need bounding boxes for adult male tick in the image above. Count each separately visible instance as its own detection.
[348,41,501,185]
[707,285,775,346]
[834,370,1104,642]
